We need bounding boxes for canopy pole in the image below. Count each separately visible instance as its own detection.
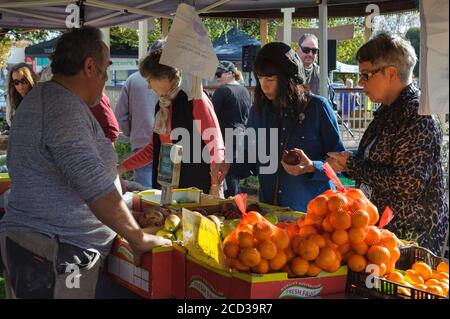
[318,0,328,99]
[139,19,149,61]
[281,8,295,45]
[161,18,169,37]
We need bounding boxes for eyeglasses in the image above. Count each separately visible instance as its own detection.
[300,46,319,54]
[359,66,387,82]
[215,72,224,78]
[13,78,28,86]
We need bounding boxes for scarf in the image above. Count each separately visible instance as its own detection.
[153,78,182,135]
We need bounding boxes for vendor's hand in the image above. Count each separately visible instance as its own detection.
[210,162,230,185]
[281,148,314,176]
[130,233,172,266]
[326,151,350,173]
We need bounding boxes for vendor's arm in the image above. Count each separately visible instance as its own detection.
[346,116,438,200]
[118,135,154,174]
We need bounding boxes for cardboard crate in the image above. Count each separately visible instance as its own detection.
[106,238,186,298]
[185,255,232,299]
[231,266,348,299]
[132,188,203,212]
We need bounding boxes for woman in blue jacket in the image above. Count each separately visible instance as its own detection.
[231,42,345,212]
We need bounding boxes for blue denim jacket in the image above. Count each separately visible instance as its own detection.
[232,95,345,212]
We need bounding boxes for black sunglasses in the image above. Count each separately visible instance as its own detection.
[301,46,319,54]
[13,78,28,86]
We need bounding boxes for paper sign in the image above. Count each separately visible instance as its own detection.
[160,3,219,80]
[182,208,227,271]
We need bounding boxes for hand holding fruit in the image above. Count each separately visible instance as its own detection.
[281,149,314,176]
[130,233,172,266]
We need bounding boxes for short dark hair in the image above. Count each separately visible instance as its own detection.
[139,48,180,82]
[356,32,417,83]
[298,33,318,47]
[51,27,105,76]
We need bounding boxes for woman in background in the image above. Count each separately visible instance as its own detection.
[6,63,37,128]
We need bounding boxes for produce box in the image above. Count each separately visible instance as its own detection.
[185,254,232,299]
[132,188,202,212]
[230,266,348,298]
[106,238,186,299]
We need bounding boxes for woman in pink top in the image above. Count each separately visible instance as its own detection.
[117,49,227,196]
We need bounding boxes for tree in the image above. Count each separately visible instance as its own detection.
[0,37,13,69]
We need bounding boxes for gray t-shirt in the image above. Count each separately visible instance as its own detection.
[0,81,117,257]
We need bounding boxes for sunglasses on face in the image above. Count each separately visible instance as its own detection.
[300,46,319,54]
[359,66,387,82]
[13,78,28,86]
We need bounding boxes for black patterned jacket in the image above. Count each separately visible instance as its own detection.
[347,84,448,255]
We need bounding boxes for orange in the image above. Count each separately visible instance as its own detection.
[364,226,381,246]
[425,285,444,296]
[352,241,369,255]
[223,241,240,259]
[432,272,449,281]
[323,189,338,198]
[258,240,277,260]
[345,188,367,201]
[290,235,303,255]
[331,230,349,246]
[321,216,335,233]
[397,287,411,297]
[380,232,398,251]
[290,257,310,276]
[285,223,300,238]
[384,262,394,275]
[338,243,352,255]
[425,278,441,287]
[281,263,296,277]
[246,211,263,225]
[310,195,329,216]
[386,271,405,284]
[315,246,337,270]
[269,251,287,271]
[324,259,341,273]
[271,228,290,250]
[324,233,340,251]
[237,231,255,248]
[306,263,322,277]
[351,210,370,228]
[389,247,400,263]
[348,227,366,244]
[298,224,318,238]
[348,254,367,272]
[367,245,391,264]
[366,204,379,226]
[251,259,269,274]
[343,250,356,262]
[348,198,369,215]
[405,269,424,285]
[304,213,323,228]
[327,194,349,213]
[436,282,448,296]
[334,249,343,263]
[296,216,305,229]
[284,245,296,262]
[329,210,351,231]
[412,262,433,281]
[308,233,326,248]
[230,258,250,271]
[239,247,261,267]
[297,239,320,261]
[253,222,273,241]
[437,262,449,274]
[377,263,387,276]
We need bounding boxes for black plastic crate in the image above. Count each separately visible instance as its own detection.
[346,245,448,299]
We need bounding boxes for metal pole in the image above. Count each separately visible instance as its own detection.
[319,0,328,99]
